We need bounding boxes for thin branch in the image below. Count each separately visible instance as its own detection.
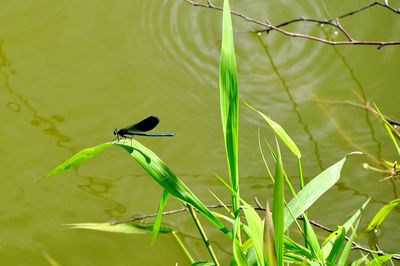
[111,201,399,261]
[183,0,400,48]
[337,1,400,19]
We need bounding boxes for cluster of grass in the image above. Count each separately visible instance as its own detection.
[47,1,399,265]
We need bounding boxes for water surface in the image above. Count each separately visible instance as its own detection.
[0,0,399,264]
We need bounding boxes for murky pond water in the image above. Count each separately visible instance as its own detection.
[1,0,399,265]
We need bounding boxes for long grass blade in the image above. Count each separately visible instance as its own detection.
[272,139,284,266]
[242,204,264,266]
[47,143,113,177]
[115,140,232,238]
[152,190,170,243]
[220,0,240,217]
[64,222,174,234]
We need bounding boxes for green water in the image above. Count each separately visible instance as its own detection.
[0,1,399,265]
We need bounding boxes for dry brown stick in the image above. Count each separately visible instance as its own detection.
[183,0,400,48]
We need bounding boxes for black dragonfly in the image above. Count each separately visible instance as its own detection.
[113,115,175,141]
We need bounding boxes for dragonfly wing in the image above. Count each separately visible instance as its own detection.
[126,115,160,132]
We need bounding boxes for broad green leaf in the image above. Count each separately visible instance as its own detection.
[115,140,232,237]
[242,204,264,266]
[47,143,113,177]
[284,153,360,231]
[272,141,284,266]
[247,103,301,158]
[367,198,400,232]
[152,190,169,243]
[64,222,174,234]
[220,0,240,216]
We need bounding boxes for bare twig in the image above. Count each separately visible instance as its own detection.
[183,0,400,48]
[111,201,399,260]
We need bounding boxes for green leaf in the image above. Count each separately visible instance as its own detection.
[232,218,249,266]
[325,226,345,265]
[247,103,301,158]
[349,254,368,266]
[152,190,169,244]
[284,152,360,231]
[366,198,400,232]
[47,143,113,177]
[284,237,313,260]
[337,220,360,266]
[242,204,264,266]
[191,262,215,266]
[272,141,284,266]
[65,222,174,234]
[366,254,393,266]
[283,252,312,265]
[374,104,400,156]
[115,140,232,238]
[303,216,323,262]
[220,0,240,216]
[322,198,370,257]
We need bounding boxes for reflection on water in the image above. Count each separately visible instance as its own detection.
[0,39,71,149]
[256,34,324,171]
[1,0,399,264]
[0,39,127,219]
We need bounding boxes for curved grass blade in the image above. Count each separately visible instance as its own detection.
[337,220,360,266]
[366,198,400,232]
[152,190,170,244]
[220,0,240,217]
[115,140,232,237]
[246,103,301,159]
[47,143,113,177]
[64,222,174,234]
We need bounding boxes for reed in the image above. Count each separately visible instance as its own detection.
[47,1,398,265]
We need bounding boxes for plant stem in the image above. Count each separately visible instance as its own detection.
[187,204,220,266]
[172,231,195,264]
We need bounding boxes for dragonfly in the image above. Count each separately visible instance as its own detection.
[113,115,175,141]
